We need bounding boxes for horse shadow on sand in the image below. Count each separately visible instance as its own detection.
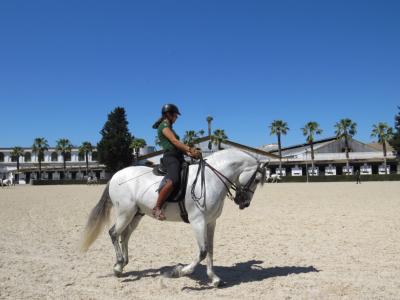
[115,260,319,290]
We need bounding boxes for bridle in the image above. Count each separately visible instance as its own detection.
[191,157,268,210]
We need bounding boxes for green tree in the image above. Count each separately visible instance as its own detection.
[334,118,357,173]
[211,129,228,150]
[301,122,323,175]
[97,107,134,175]
[183,130,204,147]
[56,138,73,176]
[371,122,394,174]
[130,138,147,162]
[11,146,24,182]
[79,141,93,175]
[32,137,49,179]
[269,120,289,175]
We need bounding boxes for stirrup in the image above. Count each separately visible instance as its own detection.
[152,207,166,221]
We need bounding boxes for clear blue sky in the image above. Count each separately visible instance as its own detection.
[1,0,399,148]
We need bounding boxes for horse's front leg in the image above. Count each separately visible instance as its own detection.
[206,220,222,287]
[171,219,207,277]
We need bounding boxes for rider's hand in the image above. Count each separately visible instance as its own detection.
[188,147,202,159]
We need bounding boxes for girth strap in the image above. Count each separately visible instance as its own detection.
[178,201,189,223]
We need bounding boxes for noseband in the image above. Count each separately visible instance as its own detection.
[191,158,267,210]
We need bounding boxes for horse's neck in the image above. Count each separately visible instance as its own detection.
[206,151,254,182]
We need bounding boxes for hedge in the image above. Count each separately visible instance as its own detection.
[31,179,108,185]
[279,174,400,183]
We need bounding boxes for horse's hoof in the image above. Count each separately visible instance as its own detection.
[212,278,224,288]
[113,264,123,277]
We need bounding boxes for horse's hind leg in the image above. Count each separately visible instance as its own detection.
[120,212,144,269]
[109,208,137,276]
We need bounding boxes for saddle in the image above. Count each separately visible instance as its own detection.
[152,158,190,223]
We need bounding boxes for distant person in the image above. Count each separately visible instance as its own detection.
[355,169,361,184]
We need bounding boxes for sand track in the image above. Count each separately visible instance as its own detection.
[0,182,399,299]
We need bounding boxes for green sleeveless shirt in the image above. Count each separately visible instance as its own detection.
[157,120,180,151]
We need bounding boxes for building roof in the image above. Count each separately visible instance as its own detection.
[367,142,394,152]
[269,136,383,157]
[268,137,337,153]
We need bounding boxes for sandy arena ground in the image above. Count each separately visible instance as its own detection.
[0,182,399,299]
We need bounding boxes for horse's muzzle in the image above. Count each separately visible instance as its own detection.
[238,200,251,210]
[235,189,252,209]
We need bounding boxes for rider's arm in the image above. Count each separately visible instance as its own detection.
[162,127,191,155]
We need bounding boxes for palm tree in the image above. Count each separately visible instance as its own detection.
[211,129,228,150]
[11,146,24,183]
[32,137,49,179]
[334,118,357,173]
[269,120,289,175]
[56,138,73,177]
[207,116,213,150]
[301,122,323,175]
[130,138,147,162]
[79,141,93,175]
[183,130,204,147]
[371,122,394,174]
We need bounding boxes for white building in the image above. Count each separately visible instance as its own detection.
[325,164,337,176]
[291,165,303,176]
[308,166,320,176]
[360,164,372,175]
[0,147,105,183]
[262,136,398,175]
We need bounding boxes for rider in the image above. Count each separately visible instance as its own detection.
[152,104,201,220]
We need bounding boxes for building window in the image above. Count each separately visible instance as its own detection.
[65,152,71,161]
[91,151,98,161]
[51,152,58,162]
[0,152,4,162]
[24,152,31,162]
[78,152,85,161]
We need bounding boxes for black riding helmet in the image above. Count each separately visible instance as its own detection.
[162,104,181,116]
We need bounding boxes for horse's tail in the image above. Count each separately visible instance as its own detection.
[81,182,112,252]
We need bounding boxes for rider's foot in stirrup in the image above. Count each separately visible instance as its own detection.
[152,207,166,221]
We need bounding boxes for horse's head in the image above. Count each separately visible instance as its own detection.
[234,161,268,209]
